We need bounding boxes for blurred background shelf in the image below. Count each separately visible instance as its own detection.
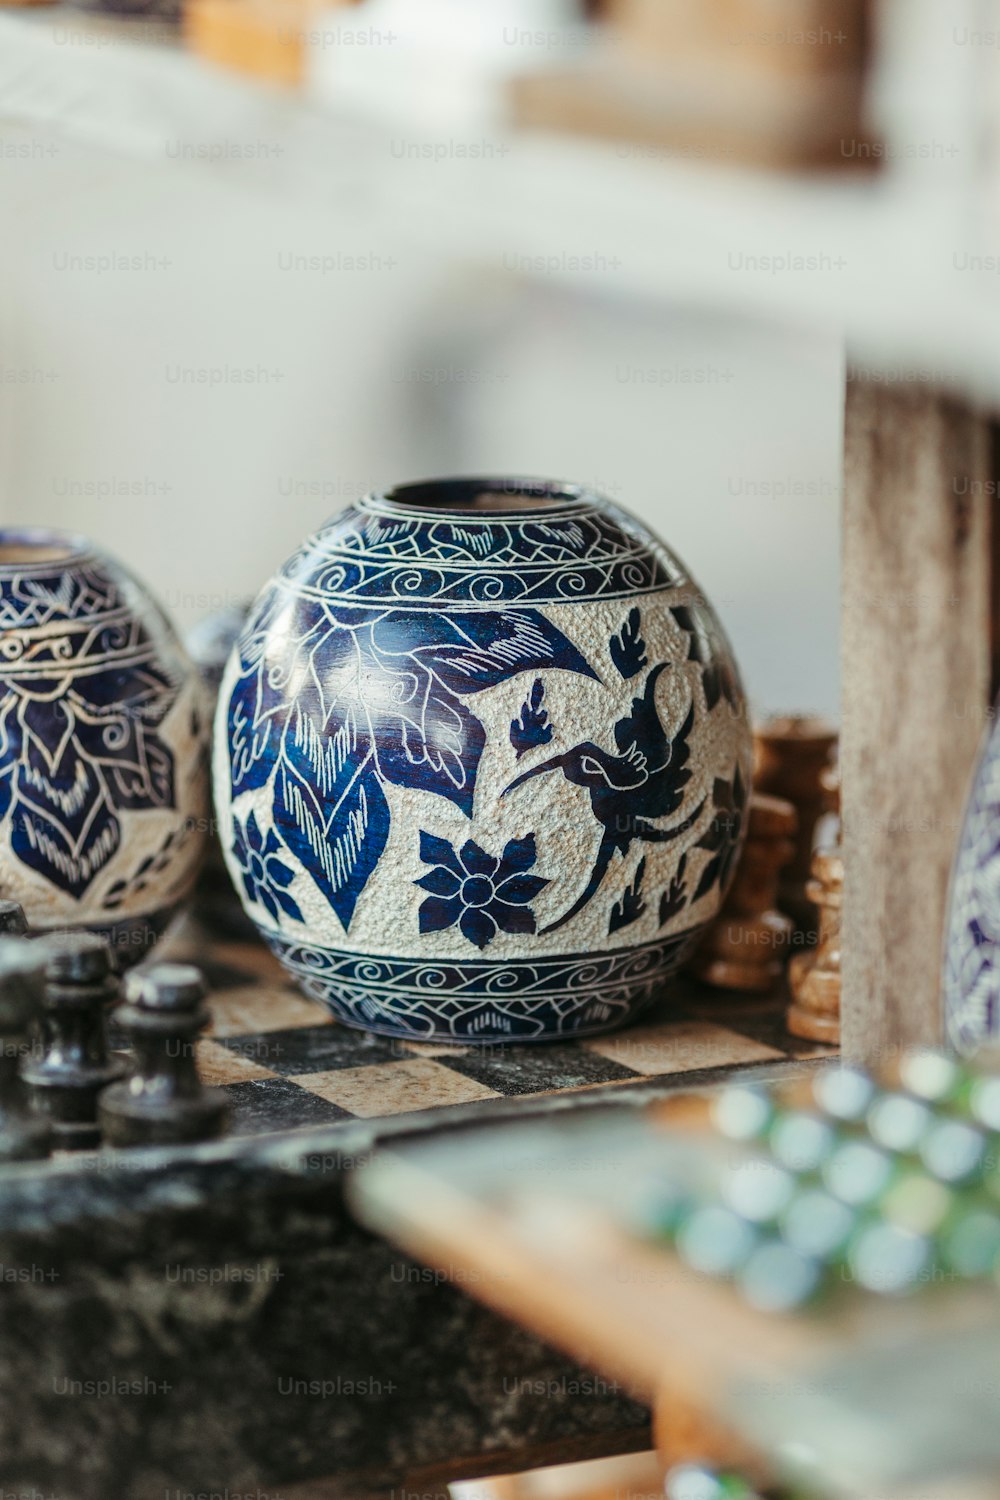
[2,8,998,401]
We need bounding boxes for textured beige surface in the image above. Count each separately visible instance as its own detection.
[584,1019,784,1074]
[295,1057,503,1116]
[194,1037,276,1084]
[204,982,332,1037]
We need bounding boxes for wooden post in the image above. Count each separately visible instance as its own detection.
[990,423,1000,702]
[841,380,991,1065]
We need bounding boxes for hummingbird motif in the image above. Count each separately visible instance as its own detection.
[502,662,705,934]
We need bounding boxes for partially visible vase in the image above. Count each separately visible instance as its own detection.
[0,529,208,965]
[944,702,1000,1051]
[186,601,254,937]
[214,478,753,1043]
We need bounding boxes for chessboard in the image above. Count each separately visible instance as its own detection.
[157,916,835,1139]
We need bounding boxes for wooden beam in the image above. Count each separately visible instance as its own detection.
[841,380,991,1064]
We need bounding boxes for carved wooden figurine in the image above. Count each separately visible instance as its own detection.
[689,793,797,993]
[787,846,842,1044]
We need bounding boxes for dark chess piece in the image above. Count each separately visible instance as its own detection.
[688,794,798,993]
[21,932,125,1151]
[99,964,229,1148]
[0,901,28,937]
[0,940,52,1162]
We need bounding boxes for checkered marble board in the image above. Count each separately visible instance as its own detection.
[159,919,835,1137]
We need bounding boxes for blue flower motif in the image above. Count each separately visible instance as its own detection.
[415,831,548,950]
[227,599,595,936]
[232,811,303,926]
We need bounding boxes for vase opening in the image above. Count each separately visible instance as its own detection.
[0,530,89,569]
[379,478,586,515]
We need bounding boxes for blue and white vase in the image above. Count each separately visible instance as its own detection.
[214,479,752,1043]
[0,530,208,964]
[945,701,1000,1051]
[187,601,255,938]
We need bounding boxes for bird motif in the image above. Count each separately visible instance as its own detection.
[502,662,705,934]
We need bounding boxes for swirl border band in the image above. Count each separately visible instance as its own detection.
[264,929,701,1042]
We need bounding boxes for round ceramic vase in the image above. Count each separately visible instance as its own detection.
[0,530,208,963]
[215,480,752,1043]
[945,701,1000,1051]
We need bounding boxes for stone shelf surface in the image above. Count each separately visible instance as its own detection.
[0,914,826,1495]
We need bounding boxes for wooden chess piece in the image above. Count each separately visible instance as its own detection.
[787,846,842,1045]
[21,933,125,1151]
[0,941,51,1163]
[753,714,838,933]
[185,0,349,86]
[813,756,841,852]
[100,965,229,1148]
[689,794,797,993]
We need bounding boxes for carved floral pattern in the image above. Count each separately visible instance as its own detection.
[0,562,180,899]
[415,831,548,951]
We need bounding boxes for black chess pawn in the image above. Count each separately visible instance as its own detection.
[0,940,51,1162]
[99,964,229,1148]
[21,932,125,1151]
[0,901,27,937]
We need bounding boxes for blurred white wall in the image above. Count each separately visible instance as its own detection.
[0,123,842,720]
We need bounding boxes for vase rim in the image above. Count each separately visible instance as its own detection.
[366,477,601,518]
[0,527,94,572]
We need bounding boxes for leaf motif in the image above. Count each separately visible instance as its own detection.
[670,605,704,663]
[274,749,389,934]
[693,855,722,902]
[12,757,120,899]
[510,678,553,758]
[227,592,339,800]
[609,607,648,679]
[368,609,593,815]
[658,852,688,926]
[608,855,647,934]
[274,688,390,933]
[707,660,740,711]
[19,697,74,774]
[670,602,740,710]
[371,609,596,695]
[702,663,723,712]
[227,660,289,798]
[370,652,483,817]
